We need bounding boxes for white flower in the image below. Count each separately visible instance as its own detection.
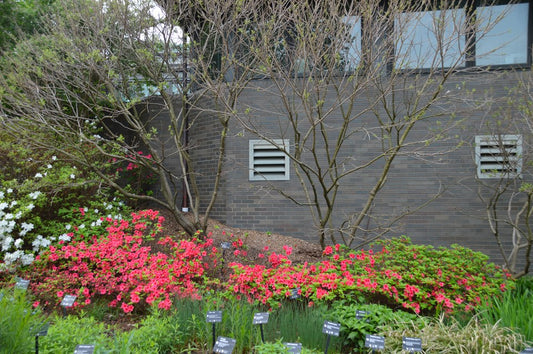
[9,201,17,207]
[70,174,75,179]
[94,209,99,214]
[47,164,52,169]
[0,202,8,210]
[14,238,23,248]
[52,156,57,161]
[4,250,23,265]
[19,222,34,236]
[28,191,41,200]
[26,204,35,211]
[21,253,34,266]
[35,173,43,178]
[59,234,71,242]
[79,224,85,229]
[65,224,71,230]
[6,188,13,194]
[0,191,4,199]
[2,236,14,251]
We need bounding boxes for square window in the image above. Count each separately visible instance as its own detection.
[395,8,466,69]
[475,135,522,179]
[249,139,290,181]
[476,3,529,66]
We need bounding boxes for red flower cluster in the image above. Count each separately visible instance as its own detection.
[25,210,217,313]
[224,237,512,315]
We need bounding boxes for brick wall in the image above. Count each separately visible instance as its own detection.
[209,71,531,265]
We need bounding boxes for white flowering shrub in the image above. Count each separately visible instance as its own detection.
[0,153,132,272]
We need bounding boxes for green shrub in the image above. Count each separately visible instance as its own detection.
[0,153,131,273]
[40,315,113,353]
[0,288,46,354]
[116,309,184,353]
[329,301,427,351]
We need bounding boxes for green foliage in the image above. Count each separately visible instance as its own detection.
[0,132,133,272]
[0,0,54,53]
[253,339,322,354]
[39,315,113,353]
[379,315,531,353]
[268,301,332,351]
[116,309,183,353]
[477,275,533,341]
[0,288,46,354]
[329,301,427,351]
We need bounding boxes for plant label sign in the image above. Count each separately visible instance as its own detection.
[322,321,341,336]
[365,334,385,350]
[253,312,269,324]
[206,310,223,323]
[520,348,533,354]
[213,336,236,354]
[60,294,77,308]
[15,278,30,291]
[402,336,422,352]
[221,242,231,250]
[37,322,50,337]
[355,310,371,320]
[73,344,95,354]
[284,342,302,354]
[289,288,300,299]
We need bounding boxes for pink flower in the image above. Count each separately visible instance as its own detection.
[323,246,333,255]
[121,302,134,313]
[131,293,140,303]
[56,291,64,299]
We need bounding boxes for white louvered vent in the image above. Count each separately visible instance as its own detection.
[249,139,290,181]
[475,135,522,179]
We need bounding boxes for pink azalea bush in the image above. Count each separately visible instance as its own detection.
[24,210,218,313]
[224,237,512,315]
[17,209,512,317]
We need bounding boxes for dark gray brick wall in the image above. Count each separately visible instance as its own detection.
[210,71,531,265]
[147,71,531,267]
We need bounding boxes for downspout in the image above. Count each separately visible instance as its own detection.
[181,31,190,213]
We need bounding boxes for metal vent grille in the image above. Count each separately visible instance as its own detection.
[249,140,289,181]
[475,135,522,179]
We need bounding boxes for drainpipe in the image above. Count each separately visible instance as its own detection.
[181,31,190,213]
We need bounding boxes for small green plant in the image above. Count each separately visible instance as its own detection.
[329,301,426,351]
[40,315,114,353]
[254,339,323,353]
[0,288,46,354]
[116,308,183,353]
[268,301,332,351]
[478,275,533,340]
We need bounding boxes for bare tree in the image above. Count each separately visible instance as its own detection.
[0,0,517,248]
[475,76,533,278]
[168,0,510,248]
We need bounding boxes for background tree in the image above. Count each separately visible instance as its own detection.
[0,0,53,54]
[474,74,533,278]
[0,0,256,235]
[0,0,517,247]
[169,0,511,248]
